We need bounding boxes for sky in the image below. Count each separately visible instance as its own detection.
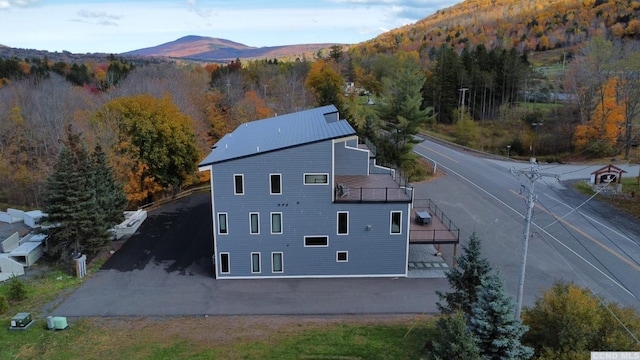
[0,0,459,54]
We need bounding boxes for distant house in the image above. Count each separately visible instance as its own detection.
[198,105,413,279]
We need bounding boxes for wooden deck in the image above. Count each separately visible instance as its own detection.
[409,208,459,245]
[334,174,412,203]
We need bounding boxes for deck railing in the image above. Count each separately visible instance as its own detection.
[334,185,413,203]
[410,198,460,244]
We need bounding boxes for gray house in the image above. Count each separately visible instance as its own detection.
[198,105,413,279]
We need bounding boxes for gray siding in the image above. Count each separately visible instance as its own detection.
[334,142,369,176]
[211,140,408,279]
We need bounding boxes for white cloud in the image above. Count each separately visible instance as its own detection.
[0,0,39,10]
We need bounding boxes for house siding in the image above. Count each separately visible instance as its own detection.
[211,140,408,279]
[334,141,369,176]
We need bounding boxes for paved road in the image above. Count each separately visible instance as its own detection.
[54,192,451,317]
[414,137,640,310]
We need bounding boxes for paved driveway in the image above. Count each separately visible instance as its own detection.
[54,191,449,317]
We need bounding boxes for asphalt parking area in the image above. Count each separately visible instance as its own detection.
[101,192,213,277]
[53,191,449,317]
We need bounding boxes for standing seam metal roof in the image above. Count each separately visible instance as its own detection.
[198,105,356,166]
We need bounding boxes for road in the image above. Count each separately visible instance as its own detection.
[413,136,640,310]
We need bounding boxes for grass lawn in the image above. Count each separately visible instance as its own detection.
[0,261,436,359]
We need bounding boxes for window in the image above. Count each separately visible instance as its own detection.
[304,173,328,184]
[220,253,230,274]
[337,211,348,235]
[337,251,348,262]
[271,212,282,234]
[234,174,244,195]
[218,213,228,234]
[270,174,282,195]
[304,236,328,247]
[272,252,283,273]
[250,212,259,234]
[251,253,261,273]
[390,211,402,234]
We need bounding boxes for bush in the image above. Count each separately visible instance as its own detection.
[0,294,8,314]
[8,275,27,301]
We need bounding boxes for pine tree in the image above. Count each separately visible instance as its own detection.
[437,232,492,316]
[468,271,533,360]
[91,144,127,229]
[429,311,482,360]
[377,54,432,168]
[44,126,110,263]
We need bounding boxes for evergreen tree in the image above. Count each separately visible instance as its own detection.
[44,126,110,263]
[437,232,492,316]
[91,144,128,229]
[468,271,533,360]
[376,53,431,169]
[429,311,482,360]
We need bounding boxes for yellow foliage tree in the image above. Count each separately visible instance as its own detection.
[573,77,625,154]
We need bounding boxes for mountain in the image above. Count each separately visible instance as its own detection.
[124,35,343,61]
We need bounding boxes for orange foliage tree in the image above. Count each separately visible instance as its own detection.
[573,77,625,154]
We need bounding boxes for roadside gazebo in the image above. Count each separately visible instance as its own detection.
[590,164,627,192]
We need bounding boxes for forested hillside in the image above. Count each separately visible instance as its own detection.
[359,0,639,55]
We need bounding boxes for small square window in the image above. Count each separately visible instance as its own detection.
[337,251,348,262]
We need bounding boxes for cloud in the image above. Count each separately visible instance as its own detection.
[72,8,122,26]
[0,0,39,10]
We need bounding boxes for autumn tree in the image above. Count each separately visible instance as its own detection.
[572,77,625,156]
[305,59,345,113]
[522,281,640,358]
[93,94,199,203]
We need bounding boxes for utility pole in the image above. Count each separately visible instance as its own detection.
[511,158,557,319]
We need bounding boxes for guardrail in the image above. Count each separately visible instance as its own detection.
[139,185,210,212]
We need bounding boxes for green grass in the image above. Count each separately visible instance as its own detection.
[0,264,437,359]
[573,177,640,220]
[0,315,436,360]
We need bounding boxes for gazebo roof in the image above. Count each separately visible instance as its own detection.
[591,164,627,175]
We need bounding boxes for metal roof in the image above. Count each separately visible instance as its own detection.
[199,105,356,166]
